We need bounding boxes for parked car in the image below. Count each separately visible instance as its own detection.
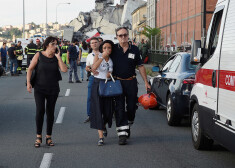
[149,52,197,126]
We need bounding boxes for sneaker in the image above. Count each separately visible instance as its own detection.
[103,128,108,137]
[118,135,127,145]
[84,117,90,123]
[98,138,104,146]
[76,80,82,83]
[68,81,73,83]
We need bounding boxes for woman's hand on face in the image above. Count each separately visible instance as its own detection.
[102,51,109,59]
[27,83,32,93]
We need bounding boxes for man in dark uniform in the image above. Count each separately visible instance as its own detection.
[106,26,150,145]
[36,39,43,53]
[15,41,23,74]
[25,39,37,72]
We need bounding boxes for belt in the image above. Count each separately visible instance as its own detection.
[115,76,136,80]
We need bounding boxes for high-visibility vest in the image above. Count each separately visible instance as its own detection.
[61,45,68,54]
[81,47,88,62]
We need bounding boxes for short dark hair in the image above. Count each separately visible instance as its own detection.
[90,37,99,42]
[97,37,103,42]
[115,26,129,35]
[82,41,88,50]
[99,40,114,54]
[42,36,59,51]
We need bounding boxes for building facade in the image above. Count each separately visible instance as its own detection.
[132,3,147,43]
[155,0,217,50]
[147,0,156,28]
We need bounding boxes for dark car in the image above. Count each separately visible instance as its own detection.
[149,52,197,126]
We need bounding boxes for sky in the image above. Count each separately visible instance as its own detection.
[0,0,120,27]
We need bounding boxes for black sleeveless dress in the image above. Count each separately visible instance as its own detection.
[34,52,60,95]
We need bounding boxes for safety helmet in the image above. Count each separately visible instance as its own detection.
[138,92,157,109]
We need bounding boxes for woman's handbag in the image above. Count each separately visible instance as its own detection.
[30,56,40,88]
[99,74,123,97]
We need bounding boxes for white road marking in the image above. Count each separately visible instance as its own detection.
[65,89,70,96]
[56,107,66,124]
[39,153,53,168]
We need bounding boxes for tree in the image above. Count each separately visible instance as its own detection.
[141,26,162,50]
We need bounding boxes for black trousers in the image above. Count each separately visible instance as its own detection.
[34,90,58,135]
[114,78,138,136]
[27,54,34,68]
[17,60,22,71]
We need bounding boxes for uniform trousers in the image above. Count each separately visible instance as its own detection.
[27,54,34,68]
[114,78,138,136]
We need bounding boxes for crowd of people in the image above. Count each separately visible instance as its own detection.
[1,26,151,147]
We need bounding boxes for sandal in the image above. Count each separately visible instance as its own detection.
[34,137,42,148]
[46,137,55,146]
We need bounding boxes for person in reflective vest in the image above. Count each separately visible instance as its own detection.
[36,39,43,53]
[79,41,89,81]
[25,39,37,72]
[61,41,69,66]
[15,41,23,74]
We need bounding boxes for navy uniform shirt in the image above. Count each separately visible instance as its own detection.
[111,43,143,79]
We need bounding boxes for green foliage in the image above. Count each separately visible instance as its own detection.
[141,26,162,50]
[0,28,22,39]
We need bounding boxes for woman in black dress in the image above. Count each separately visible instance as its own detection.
[27,36,67,148]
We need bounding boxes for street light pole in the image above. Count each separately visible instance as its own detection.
[23,0,25,38]
[56,3,70,24]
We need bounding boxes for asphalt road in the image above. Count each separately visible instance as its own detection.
[0,70,235,168]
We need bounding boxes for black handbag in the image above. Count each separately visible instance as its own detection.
[99,74,123,97]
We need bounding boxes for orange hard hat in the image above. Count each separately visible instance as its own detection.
[138,92,157,109]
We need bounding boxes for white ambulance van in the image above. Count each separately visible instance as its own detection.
[190,0,235,152]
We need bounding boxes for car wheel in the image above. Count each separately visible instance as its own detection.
[191,103,213,150]
[166,94,181,126]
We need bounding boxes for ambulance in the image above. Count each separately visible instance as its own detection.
[190,0,235,152]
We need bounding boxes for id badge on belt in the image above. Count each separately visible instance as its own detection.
[128,53,135,59]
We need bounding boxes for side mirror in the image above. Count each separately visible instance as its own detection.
[152,66,160,72]
[191,40,201,64]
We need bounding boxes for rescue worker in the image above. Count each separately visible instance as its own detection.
[108,26,151,145]
[36,39,43,53]
[25,39,37,72]
[15,41,23,74]
[61,41,69,66]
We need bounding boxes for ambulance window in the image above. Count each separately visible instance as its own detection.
[208,10,223,57]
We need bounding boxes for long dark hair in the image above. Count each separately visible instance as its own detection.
[42,36,59,51]
[82,41,88,50]
[99,40,114,54]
